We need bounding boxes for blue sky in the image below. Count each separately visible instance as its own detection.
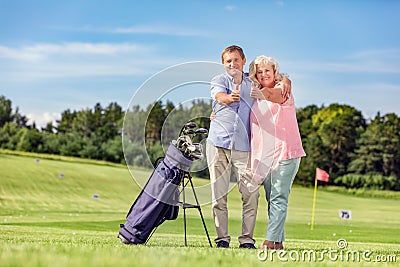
[1,0,399,127]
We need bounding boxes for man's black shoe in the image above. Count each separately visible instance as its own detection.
[216,240,230,248]
[239,243,256,249]
[118,234,133,245]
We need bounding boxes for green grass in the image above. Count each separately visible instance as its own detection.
[1,152,399,266]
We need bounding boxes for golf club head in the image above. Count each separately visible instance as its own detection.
[195,128,208,135]
[185,122,197,129]
[178,121,197,137]
[183,129,196,135]
[189,143,202,152]
[175,135,193,150]
[189,153,203,160]
[186,144,197,152]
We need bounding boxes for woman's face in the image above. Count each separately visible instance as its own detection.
[256,62,275,88]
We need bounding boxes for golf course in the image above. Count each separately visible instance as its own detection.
[1,150,399,266]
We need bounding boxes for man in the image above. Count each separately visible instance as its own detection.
[206,45,291,249]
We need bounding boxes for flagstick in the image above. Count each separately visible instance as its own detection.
[310,177,318,230]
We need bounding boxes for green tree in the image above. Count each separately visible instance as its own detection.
[0,95,13,127]
[15,128,43,152]
[72,108,94,138]
[59,133,85,157]
[101,135,124,163]
[296,132,327,185]
[13,107,28,128]
[162,104,187,146]
[165,100,175,115]
[123,105,146,144]
[123,140,150,167]
[296,104,321,138]
[349,113,400,179]
[0,96,28,128]
[42,133,62,154]
[98,102,123,141]
[311,104,365,178]
[0,122,19,149]
[146,141,164,166]
[295,105,324,184]
[56,109,77,133]
[93,103,104,129]
[41,122,54,134]
[145,101,166,145]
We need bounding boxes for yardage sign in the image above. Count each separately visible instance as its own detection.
[339,210,352,220]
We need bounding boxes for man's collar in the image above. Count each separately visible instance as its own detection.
[225,72,248,81]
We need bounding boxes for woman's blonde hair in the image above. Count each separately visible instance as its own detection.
[249,55,282,88]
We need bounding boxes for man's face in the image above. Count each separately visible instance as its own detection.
[222,50,246,78]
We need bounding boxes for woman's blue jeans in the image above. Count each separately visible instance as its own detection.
[263,157,301,242]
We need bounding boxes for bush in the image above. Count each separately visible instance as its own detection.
[334,173,397,190]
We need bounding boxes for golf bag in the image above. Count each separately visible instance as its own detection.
[118,143,194,244]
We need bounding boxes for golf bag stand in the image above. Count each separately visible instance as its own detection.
[179,170,212,248]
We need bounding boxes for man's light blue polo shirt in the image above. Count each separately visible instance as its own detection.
[207,72,254,152]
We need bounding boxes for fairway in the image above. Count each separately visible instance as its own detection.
[1,152,399,266]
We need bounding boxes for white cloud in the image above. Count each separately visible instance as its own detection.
[0,42,153,61]
[26,112,61,128]
[285,48,400,74]
[72,24,212,37]
[323,62,400,74]
[0,42,180,80]
[114,25,210,37]
[339,48,400,73]
[0,45,43,61]
[349,48,400,59]
[225,5,236,11]
[294,78,400,119]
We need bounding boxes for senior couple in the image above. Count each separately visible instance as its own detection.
[206,45,306,250]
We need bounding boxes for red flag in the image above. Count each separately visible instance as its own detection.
[316,168,329,182]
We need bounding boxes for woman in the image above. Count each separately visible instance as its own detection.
[249,55,306,250]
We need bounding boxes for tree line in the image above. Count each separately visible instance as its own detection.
[1,95,399,191]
